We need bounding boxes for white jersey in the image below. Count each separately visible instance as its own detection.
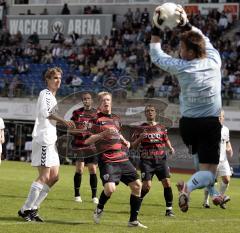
[0,117,5,129]
[32,89,58,146]
[219,125,230,162]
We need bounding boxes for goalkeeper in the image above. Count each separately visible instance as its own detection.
[149,5,229,212]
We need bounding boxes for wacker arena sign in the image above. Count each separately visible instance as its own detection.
[7,14,112,39]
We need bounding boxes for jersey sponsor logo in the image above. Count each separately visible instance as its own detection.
[144,133,163,139]
[141,172,145,179]
[103,174,109,181]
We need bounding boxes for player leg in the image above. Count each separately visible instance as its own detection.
[86,156,98,204]
[203,188,210,208]
[74,160,84,202]
[120,161,147,228]
[218,160,232,209]
[93,163,118,224]
[177,117,221,212]
[31,165,59,221]
[157,161,174,217]
[18,166,50,222]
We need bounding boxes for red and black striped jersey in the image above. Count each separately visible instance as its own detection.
[90,112,128,163]
[132,123,169,160]
[71,107,97,148]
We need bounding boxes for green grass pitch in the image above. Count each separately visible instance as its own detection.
[0,161,239,233]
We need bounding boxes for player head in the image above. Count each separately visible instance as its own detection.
[98,92,112,114]
[219,109,225,125]
[179,31,206,60]
[43,67,62,93]
[145,104,157,122]
[81,92,92,110]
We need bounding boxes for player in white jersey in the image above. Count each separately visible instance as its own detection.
[18,67,75,222]
[0,117,5,164]
[203,110,233,209]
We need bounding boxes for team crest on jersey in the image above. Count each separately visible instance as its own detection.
[103,174,110,181]
[141,172,145,179]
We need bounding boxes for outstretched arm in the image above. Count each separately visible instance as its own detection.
[49,114,75,128]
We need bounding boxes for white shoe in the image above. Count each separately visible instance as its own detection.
[75,196,82,202]
[92,197,99,204]
[93,208,103,224]
[128,220,148,228]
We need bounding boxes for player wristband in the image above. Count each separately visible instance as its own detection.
[180,22,192,32]
[151,25,161,36]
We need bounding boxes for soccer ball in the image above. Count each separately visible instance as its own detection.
[153,2,186,30]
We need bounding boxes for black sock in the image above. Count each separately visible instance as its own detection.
[97,191,110,210]
[140,189,149,200]
[74,172,82,197]
[90,174,97,198]
[164,187,173,208]
[129,194,142,222]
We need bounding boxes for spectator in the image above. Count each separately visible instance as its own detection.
[51,30,64,44]
[27,32,39,45]
[24,126,32,162]
[6,127,15,160]
[145,83,155,98]
[61,3,70,15]
[71,75,82,87]
[141,8,149,25]
[40,8,48,15]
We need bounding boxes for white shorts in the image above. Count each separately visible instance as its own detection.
[24,141,32,151]
[216,160,232,177]
[31,141,60,167]
[0,144,2,154]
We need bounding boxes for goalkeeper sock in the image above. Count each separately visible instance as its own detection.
[187,171,215,192]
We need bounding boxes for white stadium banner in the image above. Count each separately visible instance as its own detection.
[6,14,113,39]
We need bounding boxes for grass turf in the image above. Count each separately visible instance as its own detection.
[0,161,239,233]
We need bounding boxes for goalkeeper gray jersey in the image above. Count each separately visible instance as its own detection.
[150,26,222,118]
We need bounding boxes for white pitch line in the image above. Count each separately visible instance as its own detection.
[1,218,240,226]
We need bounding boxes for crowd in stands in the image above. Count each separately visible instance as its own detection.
[0,6,240,104]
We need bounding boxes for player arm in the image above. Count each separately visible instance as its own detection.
[226,141,233,158]
[48,114,75,128]
[166,139,175,154]
[150,37,187,75]
[131,133,145,149]
[84,131,106,145]
[119,134,130,148]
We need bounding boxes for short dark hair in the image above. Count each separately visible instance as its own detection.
[180,31,206,59]
[81,92,92,100]
[145,104,156,112]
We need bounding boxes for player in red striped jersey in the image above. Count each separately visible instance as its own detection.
[69,92,99,204]
[131,104,175,217]
[85,92,147,228]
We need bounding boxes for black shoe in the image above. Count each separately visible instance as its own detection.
[30,209,44,222]
[220,203,226,209]
[165,209,175,217]
[18,210,32,222]
[203,203,210,208]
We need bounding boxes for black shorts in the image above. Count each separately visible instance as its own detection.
[77,155,98,165]
[140,159,170,181]
[179,117,222,164]
[99,160,139,186]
